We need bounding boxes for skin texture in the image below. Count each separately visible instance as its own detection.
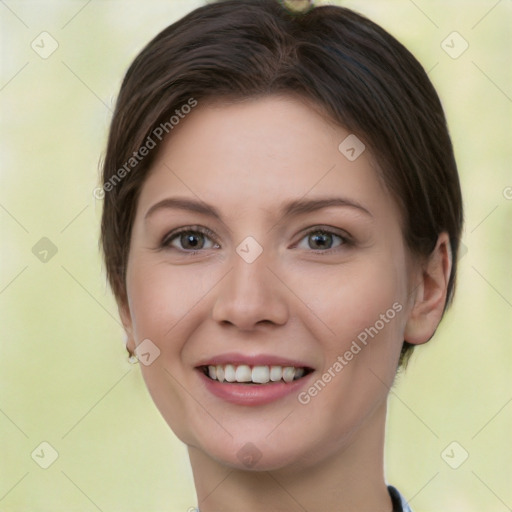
[120,95,452,512]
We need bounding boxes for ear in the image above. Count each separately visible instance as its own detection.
[118,299,136,355]
[404,232,452,345]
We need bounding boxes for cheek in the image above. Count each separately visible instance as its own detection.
[127,257,197,338]
[126,261,171,342]
[125,254,221,369]
[290,253,408,349]
[285,254,408,448]
[124,257,214,444]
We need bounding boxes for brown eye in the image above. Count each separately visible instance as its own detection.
[179,231,206,250]
[162,227,219,252]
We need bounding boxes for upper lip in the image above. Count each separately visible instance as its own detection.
[195,352,313,369]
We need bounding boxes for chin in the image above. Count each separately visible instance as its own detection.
[190,428,324,473]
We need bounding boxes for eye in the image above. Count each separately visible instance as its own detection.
[160,226,350,254]
[161,226,220,253]
[296,228,350,252]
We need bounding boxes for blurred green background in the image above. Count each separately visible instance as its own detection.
[1,1,511,511]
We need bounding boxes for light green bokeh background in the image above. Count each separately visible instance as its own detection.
[1,1,511,511]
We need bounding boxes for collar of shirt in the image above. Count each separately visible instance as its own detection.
[388,485,413,512]
[192,486,413,512]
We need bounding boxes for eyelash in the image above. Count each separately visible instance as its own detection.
[160,225,353,255]
[161,226,219,254]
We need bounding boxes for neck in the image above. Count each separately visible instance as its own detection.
[188,401,393,512]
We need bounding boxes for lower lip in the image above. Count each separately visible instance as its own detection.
[197,369,313,406]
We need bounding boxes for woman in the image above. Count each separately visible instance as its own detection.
[99,1,463,510]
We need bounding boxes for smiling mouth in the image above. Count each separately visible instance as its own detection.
[199,364,314,384]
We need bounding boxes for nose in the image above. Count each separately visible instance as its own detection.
[211,249,289,331]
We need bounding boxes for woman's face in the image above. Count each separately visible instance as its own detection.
[122,95,419,471]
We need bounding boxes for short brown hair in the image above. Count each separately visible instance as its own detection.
[100,0,463,366]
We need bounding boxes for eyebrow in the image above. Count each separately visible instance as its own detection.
[144,196,373,222]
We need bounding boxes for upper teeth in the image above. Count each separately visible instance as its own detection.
[207,364,305,384]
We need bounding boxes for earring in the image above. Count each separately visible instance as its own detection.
[124,335,138,364]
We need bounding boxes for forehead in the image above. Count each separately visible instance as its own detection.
[137,95,398,224]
